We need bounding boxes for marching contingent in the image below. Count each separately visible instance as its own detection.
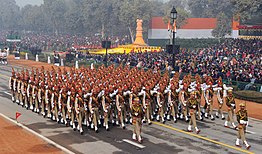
[8,64,251,148]
[0,48,8,65]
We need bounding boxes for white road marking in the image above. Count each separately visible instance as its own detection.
[0,113,75,154]
[122,139,145,149]
[246,130,256,135]
[4,91,12,96]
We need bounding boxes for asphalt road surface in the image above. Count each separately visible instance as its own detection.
[0,64,261,154]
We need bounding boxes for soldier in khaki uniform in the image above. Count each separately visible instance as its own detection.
[215,77,225,120]
[52,85,59,122]
[142,84,153,124]
[9,68,16,102]
[168,81,179,123]
[40,82,46,117]
[45,81,52,118]
[204,81,215,120]
[15,72,21,104]
[102,88,111,131]
[131,97,144,143]
[187,91,201,134]
[156,85,166,123]
[59,84,68,125]
[224,89,237,129]
[179,83,189,121]
[116,87,127,129]
[28,75,35,111]
[33,78,40,113]
[89,86,100,133]
[235,103,251,149]
[75,89,84,134]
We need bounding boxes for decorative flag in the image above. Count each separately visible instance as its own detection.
[173,20,177,32]
[168,19,171,31]
[16,112,21,121]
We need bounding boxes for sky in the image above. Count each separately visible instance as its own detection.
[15,0,43,8]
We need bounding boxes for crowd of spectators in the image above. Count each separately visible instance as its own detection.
[0,31,131,51]
[86,39,262,84]
[1,31,261,84]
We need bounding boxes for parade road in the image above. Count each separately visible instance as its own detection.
[0,64,261,154]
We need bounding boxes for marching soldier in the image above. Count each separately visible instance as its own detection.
[235,103,251,149]
[167,81,179,122]
[28,75,35,111]
[40,81,46,116]
[51,84,59,122]
[89,86,100,133]
[70,87,77,130]
[116,87,127,129]
[123,84,132,124]
[195,80,203,121]
[142,84,153,124]
[9,68,16,102]
[19,73,25,106]
[15,72,21,104]
[131,97,144,143]
[156,85,166,123]
[102,88,111,131]
[187,90,201,134]
[214,77,233,120]
[204,81,215,120]
[83,86,92,127]
[75,89,84,134]
[224,89,237,129]
[59,84,68,125]
[33,78,40,113]
[179,83,189,121]
[45,81,52,118]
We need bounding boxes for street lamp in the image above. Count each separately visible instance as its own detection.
[170,6,177,69]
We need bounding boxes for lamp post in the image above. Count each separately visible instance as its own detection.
[105,36,108,67]
[170,6,177,69]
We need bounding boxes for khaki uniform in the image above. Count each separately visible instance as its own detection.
[45,86,52,118]
[116,93,127,128]
[27,82,34,110]
[168,90,179,122]
[75,94,84,134]
[143,91,152,124]
[103,95,112,130]
[131,102,143,143]
[235,107,250,149]
[179,89,189,121]
[195,89,203,120]
[52,90,59,122]
[215,86,225,120]
[40,85,46,116]
[89,95,100,132]
[224,95,236,128]
[33,84,40,113]
[156,91,165,123]
[60,91,68,125]
[9,76,15,102]
[187,96,200,133]
[204,88,215,120]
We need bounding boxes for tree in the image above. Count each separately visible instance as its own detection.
[118,0,153,43]
[0,0,20,30]
[231,0,262,22]
[212,12,231,39]
[43,0,67,34]
[64,0,85,34]
[188,0,234,18]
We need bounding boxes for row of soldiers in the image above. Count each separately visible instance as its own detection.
[8,64,251,147]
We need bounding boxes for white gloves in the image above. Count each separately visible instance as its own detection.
[240,120,247,125]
